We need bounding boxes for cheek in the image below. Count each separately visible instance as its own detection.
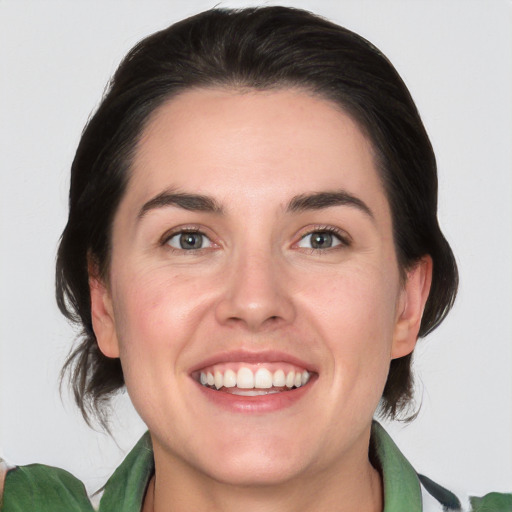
[301,264,399,339]
[108,270,204,419]
[297,264,399,388]
[113,264,207,328]
[109,269,207,374]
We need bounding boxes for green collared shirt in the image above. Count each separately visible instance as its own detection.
[2,423,510,511]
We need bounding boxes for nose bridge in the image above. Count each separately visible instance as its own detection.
[215,238,295,330]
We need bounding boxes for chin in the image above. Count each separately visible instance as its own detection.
[203,454,308,487]
[190,431,312,486]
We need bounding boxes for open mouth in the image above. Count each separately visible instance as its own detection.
[193,363,313,396]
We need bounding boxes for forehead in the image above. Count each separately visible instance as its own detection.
[127,87,387,216]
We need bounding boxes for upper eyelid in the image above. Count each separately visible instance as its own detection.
[167,230,212,249]
[161,229,219,255]
[296,225,352,244]
[159,226,214,247]
[158,224,352,247]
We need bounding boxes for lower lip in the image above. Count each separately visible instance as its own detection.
[194,378,316,413]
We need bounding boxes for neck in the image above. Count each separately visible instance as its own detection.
[143,434,383,512]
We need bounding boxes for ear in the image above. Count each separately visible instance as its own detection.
[391,255,433,359]
[89,263,120,359]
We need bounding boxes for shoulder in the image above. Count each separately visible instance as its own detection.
[1,462,94,512]
[0,459,8,507]
[469,492,512,512]
[419,473,512,511]
[371,422,512,512]
[0,432,153,512]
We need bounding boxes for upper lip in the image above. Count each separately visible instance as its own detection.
[189,349,318,374]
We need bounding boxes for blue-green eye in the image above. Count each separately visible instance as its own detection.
[298,231,344,250]
[167,231,212,250]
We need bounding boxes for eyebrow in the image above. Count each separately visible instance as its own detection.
[287,190,374,219]
[137,189,373,220]
[138,190,224,219]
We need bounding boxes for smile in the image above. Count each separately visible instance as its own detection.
[198,365,311,395]
[191,354,317,412]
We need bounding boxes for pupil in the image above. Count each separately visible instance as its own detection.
[311,232,332,249]
[180,233,202,249]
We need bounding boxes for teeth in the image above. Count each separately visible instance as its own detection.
[198,366,311,392]
[223,369,236,388]
[254,368,273,389]
[229,389,281,396]
[285,371,295,388]
[237,367,255,389]
[272,369,286,387]
[214,370,223,390]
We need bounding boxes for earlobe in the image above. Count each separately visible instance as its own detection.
[391,256,433,359]
[89,267,120,359]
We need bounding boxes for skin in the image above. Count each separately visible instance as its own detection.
[90,88,432,512]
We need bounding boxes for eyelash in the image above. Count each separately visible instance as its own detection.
[160,226,215,253]
[160,225,351,253]
[295,225,352,253]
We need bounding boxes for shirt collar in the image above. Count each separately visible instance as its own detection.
[99,431,154,511]
[98,422,422,511]
[371,421,423,511]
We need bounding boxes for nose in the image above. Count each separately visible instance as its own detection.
[215,247,296,331]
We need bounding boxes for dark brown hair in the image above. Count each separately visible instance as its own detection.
[57,6,458,426]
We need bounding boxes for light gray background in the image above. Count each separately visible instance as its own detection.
[1,0,511,498]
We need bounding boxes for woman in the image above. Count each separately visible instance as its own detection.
[1,6,510,512]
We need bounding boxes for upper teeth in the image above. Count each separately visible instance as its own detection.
[199,367,310,390]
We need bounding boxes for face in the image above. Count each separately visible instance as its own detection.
[91,88,430,486]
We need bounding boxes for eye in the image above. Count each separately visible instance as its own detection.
[297,230,347,250]
[166,231,212,250]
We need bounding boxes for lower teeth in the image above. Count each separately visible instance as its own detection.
[206,385,295,395]
[227,388,282,396]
